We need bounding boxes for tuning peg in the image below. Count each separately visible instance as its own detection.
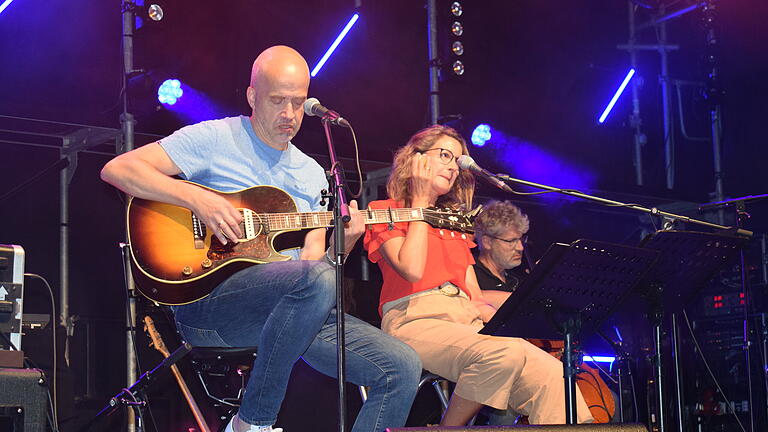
[466,204,484,220]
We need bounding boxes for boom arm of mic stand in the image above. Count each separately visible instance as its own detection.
[496,174,753,238]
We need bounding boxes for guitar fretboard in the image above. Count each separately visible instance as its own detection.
[259,208,426,231]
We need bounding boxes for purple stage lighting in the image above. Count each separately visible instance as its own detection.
[0,0,16,15]
[311,13,360,77]
[598,68,635,124]
[471,124,492,147]
[162,85,227,124]
[158,79,183,105]
[486,131,596,196]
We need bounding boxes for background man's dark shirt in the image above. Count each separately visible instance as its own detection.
[472,252,529,293]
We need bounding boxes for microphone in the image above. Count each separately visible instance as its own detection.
[303,98,350,128]
[457,155,513,192]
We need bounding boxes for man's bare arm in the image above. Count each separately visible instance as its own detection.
[100,142,242,244]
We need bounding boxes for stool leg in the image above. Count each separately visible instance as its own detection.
[431,380,450,411]
[358,385,369,403]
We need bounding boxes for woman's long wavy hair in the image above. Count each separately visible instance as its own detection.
[386,125,475,210]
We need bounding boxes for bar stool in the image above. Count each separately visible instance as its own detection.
[187,346,258,426]
[358,370,452,417]
[188,346,374,428]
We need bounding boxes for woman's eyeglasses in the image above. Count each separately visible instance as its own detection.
[420,148,457,165]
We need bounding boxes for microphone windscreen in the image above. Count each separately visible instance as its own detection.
[303,98,321,116]
[457,155,475,171]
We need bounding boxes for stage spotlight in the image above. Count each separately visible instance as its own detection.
[147,4,163,21]
[311,13,360,77]
[133,1,164,30]
[451,21,463,36]
[452,60,465,76]
[451,41,464,56]
[157,79,183,105]
[451,2,463,17]
[598,68,635,124]
[0,0,16,16]
[446,4,465,76]
[471,124,491,147]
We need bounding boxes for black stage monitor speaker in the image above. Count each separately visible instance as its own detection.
[386,424,648,432]
[0,368,48,432]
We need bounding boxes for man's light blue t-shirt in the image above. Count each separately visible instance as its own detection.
[159,115,329,260]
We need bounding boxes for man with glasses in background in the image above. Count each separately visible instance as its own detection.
[472,200,531,309]
[472,200,536,426]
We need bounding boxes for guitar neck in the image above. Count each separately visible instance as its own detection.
[260,207,426,231]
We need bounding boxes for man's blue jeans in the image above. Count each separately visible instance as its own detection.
[172,260,421,431]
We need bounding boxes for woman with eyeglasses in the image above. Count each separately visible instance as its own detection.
[363,125,592,426]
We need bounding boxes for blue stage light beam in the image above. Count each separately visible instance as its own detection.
[311,13,360,77]
[158,79,184,105]
[613,325,624,342]
[471,124,492,147]
[584,355,616,364]
[598,68,635,124]
[584,354,616,371]
[0,0,16,15]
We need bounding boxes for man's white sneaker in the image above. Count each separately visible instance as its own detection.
[223,414,283,432]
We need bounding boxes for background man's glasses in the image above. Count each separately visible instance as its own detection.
[487,234,527,246]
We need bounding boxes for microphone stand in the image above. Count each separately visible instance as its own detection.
[80,342,193,432]
[321,114,351,432]
[488,172,753,425]
[495,174,752,236]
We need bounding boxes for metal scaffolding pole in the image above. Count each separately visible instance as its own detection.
[60,140,72,367]
[623,2,715,190]
[427,0,440,125]
[121,2,138,432]
[628,1,645,186]
[657,5,675,190]
[620,6,680,189]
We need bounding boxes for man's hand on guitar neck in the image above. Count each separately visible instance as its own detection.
[344,200,366,252]
[322,200,365,261]
[189,187,243,245]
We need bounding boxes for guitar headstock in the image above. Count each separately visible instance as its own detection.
[422,208,475,233]
[143,315,170,357]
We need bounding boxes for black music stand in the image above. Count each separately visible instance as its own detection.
[481,239,659,424]
[636,230,749,432]
[639,230,748,311]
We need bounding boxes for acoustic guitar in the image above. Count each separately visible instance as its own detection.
[127,183,475,305]
[143,315,211,432]
[527,338,616,423]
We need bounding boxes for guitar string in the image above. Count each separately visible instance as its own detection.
[209,209,432,228]
[256,209,464,231]
[199,208,468,234]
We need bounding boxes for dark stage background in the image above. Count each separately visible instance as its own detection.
[0,1,767,431]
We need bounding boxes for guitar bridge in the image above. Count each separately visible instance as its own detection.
[241,208,257,239]
[191,213,206,249]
